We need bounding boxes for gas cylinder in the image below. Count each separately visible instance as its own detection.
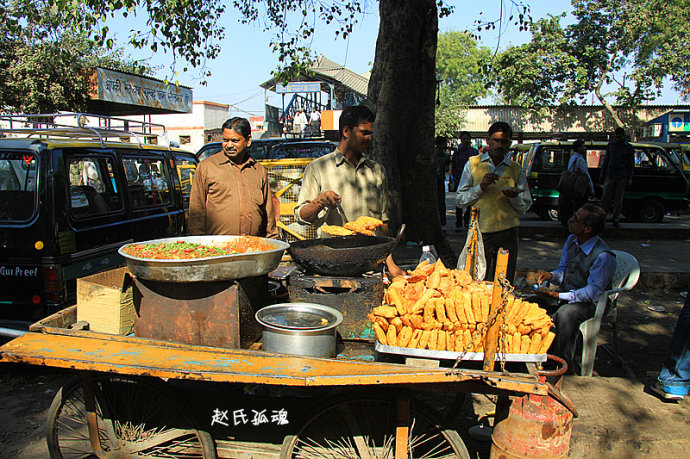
[490,356,574,458]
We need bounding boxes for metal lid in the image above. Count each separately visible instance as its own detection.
[255,303,343,331]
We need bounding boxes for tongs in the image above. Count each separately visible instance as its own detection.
[335,203,349,224]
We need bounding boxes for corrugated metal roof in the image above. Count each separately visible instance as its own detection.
[260,55,369,97]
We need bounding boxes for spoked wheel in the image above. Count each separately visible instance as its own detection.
[46,374,216,459]
[280,397,469,458]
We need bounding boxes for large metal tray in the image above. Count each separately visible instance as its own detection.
[375,342,547,363]
[118,235,289,282]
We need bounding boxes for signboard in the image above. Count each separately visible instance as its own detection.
[669,112,690,132]
[92,68,193,113]
[275,81,321,94]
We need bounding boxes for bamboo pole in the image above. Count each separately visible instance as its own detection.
[483,248,509,372]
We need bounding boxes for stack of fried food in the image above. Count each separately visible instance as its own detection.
[322,216,383,236]
[369,259,555,355]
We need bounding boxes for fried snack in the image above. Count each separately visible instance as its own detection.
[452,269,473,286]
[437,330,446,351]
[388,285,408,315]
[520,335,531,354]
[387,324,398,347]
[443,321,454,331]
[321,224,354,236]
[423,300,436,324]
[428,329,439,350]
[426,270,442,290]
[409,314,423,329]
[390,316,404,334]
[445,297,458,322]
[374,323,387,345]
[375,317,389,332]
[512,332,522,353]
[398,326,413,347]
[480,294,490,323]
[355,216,384,230]
[529,333,542,354]
[400,314,412,327]
[409,329,423,348]
[411,288,436,314]
[344,221,374,236]
[418,330,431,349]
[435,299,448,322]
[446,333,455,351]
[373,306,398,319]
[539,332,556,354]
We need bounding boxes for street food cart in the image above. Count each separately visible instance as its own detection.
[0,230,577,458]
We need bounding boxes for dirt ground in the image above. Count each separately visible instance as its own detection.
[0,287,686,458]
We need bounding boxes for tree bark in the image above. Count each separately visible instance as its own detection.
[594,54,624,129]
[367,0,456,265]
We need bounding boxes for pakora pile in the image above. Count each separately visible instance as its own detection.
[369,259,555,355]
[322,216,384,236]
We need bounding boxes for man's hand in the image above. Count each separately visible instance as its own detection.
[480,172,499,191]
[501,186,523,198]
[536,270,553,285]
[314,191,341,209]
[536,290,559,299]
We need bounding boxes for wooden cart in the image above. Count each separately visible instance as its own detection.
[0,304,575,459]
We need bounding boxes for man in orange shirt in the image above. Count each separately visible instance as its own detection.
[189,117,278,238]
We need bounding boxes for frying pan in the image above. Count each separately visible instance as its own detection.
[288,225,405,277]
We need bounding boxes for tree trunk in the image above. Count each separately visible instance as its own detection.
[367,0,456,265]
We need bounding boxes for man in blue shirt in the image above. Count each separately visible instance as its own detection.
[531,203,616,370]
[600,127,634,227]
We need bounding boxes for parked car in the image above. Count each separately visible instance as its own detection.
[0,114,198,323]
[196,139,336,162]
[652,142,690,179]
[522,140,689,222]
[196,137,290,162]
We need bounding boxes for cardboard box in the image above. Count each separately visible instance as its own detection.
[77,267,135,335]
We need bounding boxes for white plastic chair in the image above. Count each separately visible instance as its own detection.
[579,250,640,377]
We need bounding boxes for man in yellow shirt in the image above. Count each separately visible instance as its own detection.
[295,104,404,276]
[455,122,532,282]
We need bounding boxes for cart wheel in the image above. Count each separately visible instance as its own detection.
[280,397,469,458]
[46,374,216,459]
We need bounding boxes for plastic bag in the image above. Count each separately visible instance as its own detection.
[456,225,486,281]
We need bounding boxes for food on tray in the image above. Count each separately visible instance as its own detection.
[369,259,553,355]
[321,225,355,236]
[321,216,384,237]
[121,236,275,260]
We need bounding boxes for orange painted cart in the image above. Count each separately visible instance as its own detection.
[0,302,576,459]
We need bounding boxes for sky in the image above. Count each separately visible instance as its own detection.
[110,0,682,117]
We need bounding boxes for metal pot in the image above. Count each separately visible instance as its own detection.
[255,303,343,358]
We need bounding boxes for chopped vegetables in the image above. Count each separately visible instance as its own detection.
[122,237,275,260]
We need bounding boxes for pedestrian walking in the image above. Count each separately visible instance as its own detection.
[600,127,634,227]
[451,131,479,229]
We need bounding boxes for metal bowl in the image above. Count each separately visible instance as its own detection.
[118,235,289,282]
[255,303,343,358]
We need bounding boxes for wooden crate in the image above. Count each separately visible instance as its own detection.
[77,267,135,335]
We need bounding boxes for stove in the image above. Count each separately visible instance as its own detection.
[287,271,384,340]
[132,276,268,349]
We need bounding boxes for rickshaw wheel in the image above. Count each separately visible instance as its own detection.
[280,397,469,459]
[46,374,216,459]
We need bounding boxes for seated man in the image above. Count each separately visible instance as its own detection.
[529,204,616,370]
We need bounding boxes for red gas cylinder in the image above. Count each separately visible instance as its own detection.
[490,356,574,458]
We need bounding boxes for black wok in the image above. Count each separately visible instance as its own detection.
[288,234,397,277]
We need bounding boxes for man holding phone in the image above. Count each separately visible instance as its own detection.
[455,121,532,282]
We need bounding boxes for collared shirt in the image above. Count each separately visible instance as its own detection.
[452,145,478,178]
[567,153,594,194]
[601,140,635,180]
[551,234,616,303]
[294,149,389,233]
[188,152,278,238]
[455,152,532,214]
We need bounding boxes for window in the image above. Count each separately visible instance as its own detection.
[179,135,191,145]
[0,151,38,222]
[68,156,122,217]
[174,154,197,210]
[122,156,172,208]
[540,148,567,170]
